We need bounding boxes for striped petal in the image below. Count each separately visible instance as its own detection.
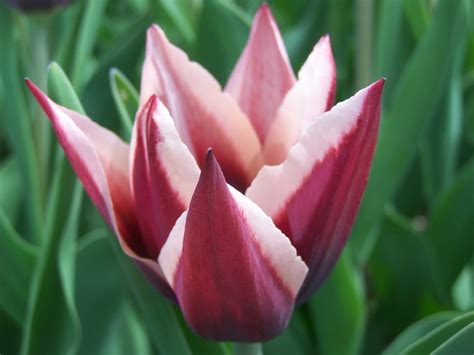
[26,80,175,300]
[146,25,263,190]
[158,151,307,341]
[130,95,200,258]
[264,35,337,165]
[246,79,384,303]
[225,3,296,144]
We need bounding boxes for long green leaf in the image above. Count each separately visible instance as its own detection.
[427,158,474,300]
[382,311,461,355]
[0,209,37,325]
[71,0,108,90]
[0,5,44,243]
[420,36,465,202]
[110,238,192,355]
[20,63,84,355]
[432,323,474,354]
[350,0,470,264]
[109,68,139,135]
[76,232,152,355]
[308,252,365,355]
[402,311,474,354]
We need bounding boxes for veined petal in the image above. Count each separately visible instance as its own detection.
[158,152,307,341]
[224,3,296,144]
[246,79,384,303]
[147,25,263,190]
[26,80,175,300]
[264,35,337,165]
[130,95,200,258]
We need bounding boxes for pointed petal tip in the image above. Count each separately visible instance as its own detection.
[254,2,277,27]
[368,78,386,100]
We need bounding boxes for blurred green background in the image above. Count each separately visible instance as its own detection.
[0,0,473,354]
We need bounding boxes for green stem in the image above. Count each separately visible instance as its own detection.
[28,15,52,202]
[355,0,373,89]
[233,343,263,355]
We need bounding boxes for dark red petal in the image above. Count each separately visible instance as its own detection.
[247,79,384,303]
[225,3,296,144]
[26,80,175,301]
[159,152,307,341]
[130,96,199,258]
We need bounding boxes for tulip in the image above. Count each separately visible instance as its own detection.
[26,4,384,342]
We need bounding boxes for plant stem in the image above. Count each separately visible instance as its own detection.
[233,343,263,355]
[355,0,373,89]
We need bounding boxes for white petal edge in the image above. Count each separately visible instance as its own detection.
[158,186,308,298]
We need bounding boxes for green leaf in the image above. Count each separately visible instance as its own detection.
[152,0,197,45]
[20,64,85,355]
[109,68,139,135]
[402,0,430,40]
[264,310,315,355]
[427,158,474,300]
[193,0,249,84]
[0,159,22,222]
[452,261,474,311]
[432,323,474,354]
[0,209,37,325]
[420,38,465,202]
[308,252,365,355]
[75,232,152,355]
[382,311,461,355]
[47,62,85,114]
[402,311,474,354]
[373,0,405,99]
[71,0,109,90]
[109,238,192,355]
[0,6,44,243]
[369,207,433,333]
[350,0,470,264]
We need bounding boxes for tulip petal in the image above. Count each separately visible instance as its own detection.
[140,30,164,107]
[264,35,337,165]
[246,79,384,303]
[26,80,175,300]
[130,95,200,258]
[158,152,308,341]
[146,25,263,190]
[224,4,296,144]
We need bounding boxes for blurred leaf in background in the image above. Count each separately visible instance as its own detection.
[0,0,473,354]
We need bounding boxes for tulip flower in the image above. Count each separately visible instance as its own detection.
[26,4,384,342]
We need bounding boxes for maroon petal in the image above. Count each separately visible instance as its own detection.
[130,95,200,258]
[26,80,175,300]
[247,79,384,303]
[225,3,296,144]
[158,152,307,341]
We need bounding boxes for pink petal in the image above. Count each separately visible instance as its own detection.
[224,3,296,144]
[140,29,164,106]
[146,25,263,190]
[26,80,175,300]
[246,79,384,303]
[130,95,200,258]
[158,152,307,341]
[264,35,337,165]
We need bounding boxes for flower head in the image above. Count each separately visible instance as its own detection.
[27,4,384,341]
